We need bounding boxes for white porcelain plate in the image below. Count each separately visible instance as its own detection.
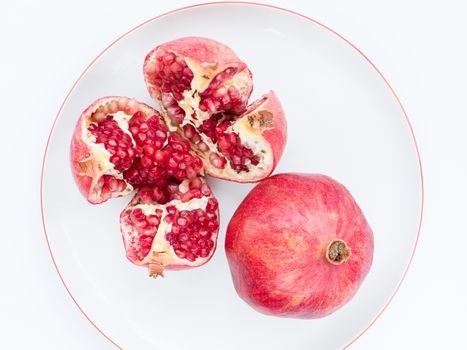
[41,3,423,349]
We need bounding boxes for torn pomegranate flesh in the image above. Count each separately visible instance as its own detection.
[88,110,203,188]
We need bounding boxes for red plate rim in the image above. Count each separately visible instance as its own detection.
[40,2,424,349]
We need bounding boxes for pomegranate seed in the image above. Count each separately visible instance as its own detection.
[189,177,202,189]
[163,52,176,65]
[146,215,160,226]
[170,62,183,73]
[185,166,197,179]
[201,183,211,196]
[209,153,227,169]
[200,248,209,258]
[183,124,196,139]
[186,253,196,262]
[198,141,209,152]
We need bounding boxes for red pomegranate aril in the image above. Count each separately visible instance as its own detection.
[199,67,246,115]
[146,215,160,226]
[208,153,227,169]
[183,124,196,139]
[189,177,203,189]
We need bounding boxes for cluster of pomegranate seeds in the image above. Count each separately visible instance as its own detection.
[163,133,204,180]
[124,207,163,260]
[129,111,168,149]
[197,114,222,142]
[182,113,259,173]
[88,109,204,194]
[123,111,169,186]
[164,198,219,262]
[155,51,193,99]
[136,178,211,204]
[199,68,245,115]
[151,51,194,125]
[122,113,203,186]
[88,116,136,171]
[95,175,128,200]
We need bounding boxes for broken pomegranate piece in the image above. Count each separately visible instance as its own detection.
[144,36,253,126]
[120,177,219,277]
[70,96,204,204]
[144,37,287,182]
[183,91,287,181]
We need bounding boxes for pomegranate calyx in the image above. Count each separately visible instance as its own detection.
[149,250,168,278]
[148,262,165,278]
[326,239,351,265]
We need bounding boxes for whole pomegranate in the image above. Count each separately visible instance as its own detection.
[225,173,374,319]
[143,37,287,182]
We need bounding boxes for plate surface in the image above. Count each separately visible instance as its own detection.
[41,3,423,349]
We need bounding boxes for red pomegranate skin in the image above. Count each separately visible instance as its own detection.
[225,173,374,319]
[161,36,244,69]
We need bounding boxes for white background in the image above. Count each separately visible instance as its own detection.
[1,0,466,349]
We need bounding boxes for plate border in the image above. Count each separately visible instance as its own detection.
[40,2,424,349]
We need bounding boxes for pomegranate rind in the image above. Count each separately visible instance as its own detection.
[162,36,244,69]
[225,173,374,319]
[120,180,220,272]
[205,91,287,182]
[143,36,253,122]
[259,91,287,170]
[70,96,161,204]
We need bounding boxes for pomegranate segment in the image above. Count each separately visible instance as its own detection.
[144,37,287,183]
[70,96,204,204]
[144,36,253,127]
[225,174,374,319]
[184,91,287,182]
[120,178,220,277]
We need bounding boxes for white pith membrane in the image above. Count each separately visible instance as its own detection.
[120,179,219,278]
[144,49,276,181]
